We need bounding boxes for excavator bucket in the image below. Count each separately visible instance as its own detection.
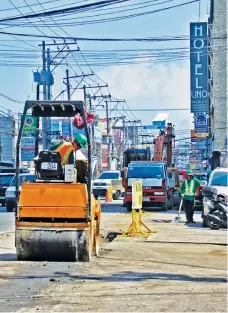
[16,182,101,262]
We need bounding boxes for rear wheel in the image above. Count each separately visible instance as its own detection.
[206,210,221,230]
[6,203,14,212]
[126,203,132,212]
[162,202,168,211]
[168,194,173,210]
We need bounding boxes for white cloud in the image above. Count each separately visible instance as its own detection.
[98,61,193,131]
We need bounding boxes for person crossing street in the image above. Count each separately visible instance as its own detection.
[180,170,201,224]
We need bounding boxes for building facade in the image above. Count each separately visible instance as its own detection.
[209,0,227,168]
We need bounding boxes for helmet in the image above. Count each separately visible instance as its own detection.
[74,134,87,148]
[186,170,194,176]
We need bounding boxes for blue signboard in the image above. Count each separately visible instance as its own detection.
[196,139,208,150]
[21,137,36,161]
[190,22,209,113]
[194,113,209,133]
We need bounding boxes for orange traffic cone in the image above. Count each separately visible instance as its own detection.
[105,189,110,203]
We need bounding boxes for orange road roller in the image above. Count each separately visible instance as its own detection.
[15,100,101,261]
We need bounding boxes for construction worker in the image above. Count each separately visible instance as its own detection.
[180,170,201,224]
[50,134,88,183]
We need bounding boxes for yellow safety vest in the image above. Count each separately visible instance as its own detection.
[184,179,195,196]
[54,142,74,165]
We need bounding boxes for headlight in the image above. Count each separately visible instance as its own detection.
[6,191,16,197]
[126,192,132,195]
[154,192,165,195]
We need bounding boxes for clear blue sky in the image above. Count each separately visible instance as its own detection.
[0,0,208,131]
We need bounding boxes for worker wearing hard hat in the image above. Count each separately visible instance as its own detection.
[50,134,88,183]
[180,170,201,224]
[50,134,87,164]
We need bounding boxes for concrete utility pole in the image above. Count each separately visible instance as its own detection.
[65,69,73,140]
[42,41,48,150]
[125,120,141,147]
[105,100,111,170]
[35,84,40,156]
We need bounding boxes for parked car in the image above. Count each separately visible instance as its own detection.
[92,171,122,200]
[5,173,36,212]
[0,173,16,207]
[202,168,228,227]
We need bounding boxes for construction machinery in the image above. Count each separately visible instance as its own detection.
[153,122,175,166]
[15,100,101,262]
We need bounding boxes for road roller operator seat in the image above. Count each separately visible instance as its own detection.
[35,150,63,179]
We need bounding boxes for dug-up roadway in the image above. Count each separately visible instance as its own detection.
[0,202,227,312]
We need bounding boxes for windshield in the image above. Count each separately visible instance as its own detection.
[210,172,228,187]
[123,150,150,167]
[98,172,119,180]
[0,175,14,186]
[194,174,208,181]
[128,164,164,179]
[10,175,36,186]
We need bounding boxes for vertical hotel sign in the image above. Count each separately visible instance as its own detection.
[190,22,209,113]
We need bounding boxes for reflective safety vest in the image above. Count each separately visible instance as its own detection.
[54,142,74,165]
[184,179,195,196]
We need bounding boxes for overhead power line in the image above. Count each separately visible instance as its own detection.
[0,30,224,42]
[0,92,24,104]
[0,0,131,22]
[96,108,189,111]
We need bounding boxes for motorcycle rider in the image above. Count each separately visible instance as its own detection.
[180,170,201,224]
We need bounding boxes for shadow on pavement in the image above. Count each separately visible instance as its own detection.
[0,253,17,261]
[0,271,226,284]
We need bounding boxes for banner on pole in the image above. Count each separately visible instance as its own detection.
[132,180,142,209]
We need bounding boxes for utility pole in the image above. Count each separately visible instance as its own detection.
[125,120,141,147]
[105,100,111,170]
[42,41,48,150]
[65,69,73,139]
[83,85,87,107]
[35,84,40,156]
[122,116,126,151]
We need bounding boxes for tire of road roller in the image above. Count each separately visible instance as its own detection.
[16,229,92,262]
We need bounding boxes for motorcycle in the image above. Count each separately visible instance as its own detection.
[202,186,227,230]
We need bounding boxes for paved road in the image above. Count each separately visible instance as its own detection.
[0,201,203,234]
[0,207,15,233]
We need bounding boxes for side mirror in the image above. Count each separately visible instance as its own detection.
[200,180,207,187]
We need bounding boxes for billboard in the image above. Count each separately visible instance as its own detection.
[194,113,209,134]
[19,114,38,137]
[190,22,209,113]
[196,139,208,150]
[191,130,208,139]
[0,115,15,162]
[21,137,36,161]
